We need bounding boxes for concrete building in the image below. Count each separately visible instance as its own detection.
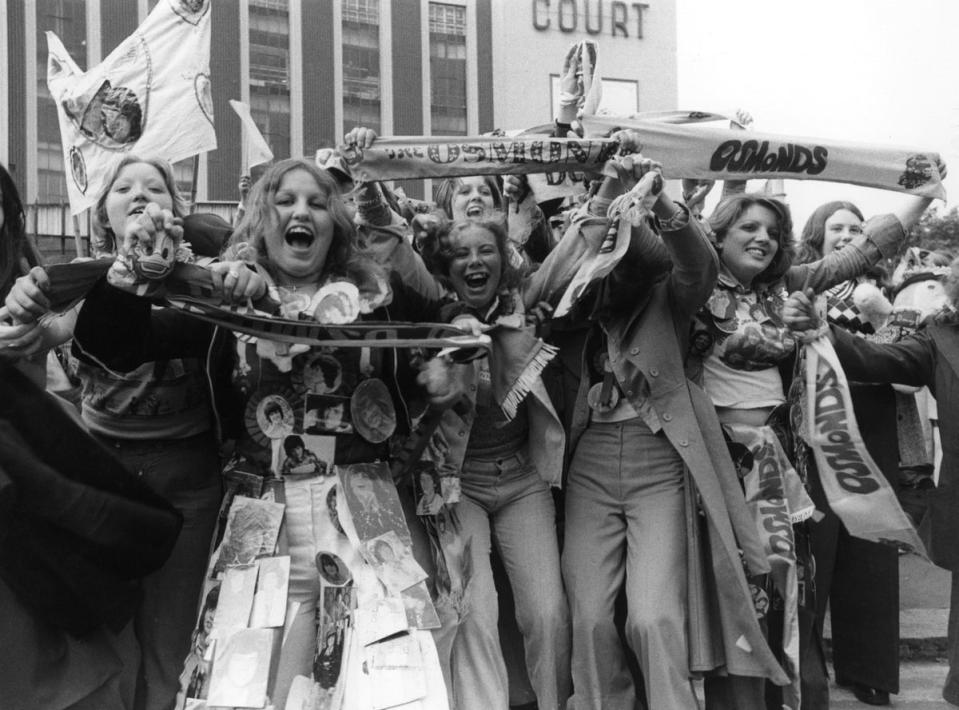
[1,0,677,204]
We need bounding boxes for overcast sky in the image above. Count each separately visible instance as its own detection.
[675,0,959,229]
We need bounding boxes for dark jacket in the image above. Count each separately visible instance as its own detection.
[0,362,182,635]
[832,323,959,570]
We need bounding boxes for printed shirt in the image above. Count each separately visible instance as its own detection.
[232,327,400,479]
[77,355,211,439]
[690,269,797,410]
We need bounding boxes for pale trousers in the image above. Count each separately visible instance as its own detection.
[451,451,572,710]
[563,419,698,710]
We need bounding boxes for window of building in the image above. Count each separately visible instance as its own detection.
[342,0,381,134]
[36,0,87,203]
[429,3,467,135]
[549,75,639,118]
[249,0,291,160]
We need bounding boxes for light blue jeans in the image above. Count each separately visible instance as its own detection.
[450,450,572,710]
[563,419,698,710]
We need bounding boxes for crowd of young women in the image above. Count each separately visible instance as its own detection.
[0,119,950,710]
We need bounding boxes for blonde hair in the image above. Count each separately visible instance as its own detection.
[91,155,188,255]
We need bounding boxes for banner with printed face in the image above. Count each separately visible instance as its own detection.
[342,136,619,184]
[805,338,928,556]
[47,0,216,215]
[583,115,946,200]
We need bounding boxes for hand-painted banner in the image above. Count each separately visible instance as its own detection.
[343,136,619,183]
[47,0,216,214]
[728,423,803,710]
[583,115,946,200]
[498,111,744,205]
[804,338,928,556]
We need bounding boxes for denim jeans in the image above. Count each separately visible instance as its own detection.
[449,450,572,710]
[95,432,222,710]
[563,419,697,710]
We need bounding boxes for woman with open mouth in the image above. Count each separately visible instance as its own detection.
[5,155,243,710]
[686,173,943,709]
[68,158,466,709]
[423,215,571,710]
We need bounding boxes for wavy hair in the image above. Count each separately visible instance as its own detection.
[0,162,40,301]
[230,159,373,284]
[428,217,523,296]
[91,155,189,256]
[708,193,795,287]
[796,200,865,264]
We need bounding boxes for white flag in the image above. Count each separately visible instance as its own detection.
[47,0,217,214]
[229,100,274,174]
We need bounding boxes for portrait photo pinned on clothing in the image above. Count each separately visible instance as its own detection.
[315,585,355,690]
[315,551,352,587]
[304,393,353,435]
[212,464,267,550]
[209,565,258,641]
[211,496,285,577]
[206,628,273,708]
[250,556,290,629]
[295,353,343,395]
[400,581,442,630]
[363,530,428,595]
[350,378,397,444]
[278,433,333,478]
[338,462,408,541]
[412,461,445,516]
[250,391,296,442]
[179,581,221,703]
[326,484,345,536]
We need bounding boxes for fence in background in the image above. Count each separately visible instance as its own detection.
[28,201,239,264]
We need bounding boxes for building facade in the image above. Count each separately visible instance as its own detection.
[1,0,677,204]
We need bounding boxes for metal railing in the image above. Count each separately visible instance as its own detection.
[27,201,239,264]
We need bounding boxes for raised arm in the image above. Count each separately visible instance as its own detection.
[785,159,948,293]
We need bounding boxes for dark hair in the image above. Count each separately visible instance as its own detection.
[0,163,40,301]
[231,159,368,284]
[434,175,504,220]
[92,155,188,255]
[319,553,337,570]
[428,218,523,297]
[796,201,865,264]
[708,193,795,287]
[103,87,143,142]
[310,357,339,386]
[202,585,220,614]
[264,402,284,420]
[283,434,305,456]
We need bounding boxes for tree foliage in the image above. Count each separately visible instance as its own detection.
[906,205,959,257]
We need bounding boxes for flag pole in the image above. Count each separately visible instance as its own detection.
[189,153,201,209]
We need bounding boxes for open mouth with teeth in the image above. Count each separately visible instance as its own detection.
[463,272,490,289]
[465,203,485,218]
[285,226,315,250]
[745,247,768,259]
[129,205,146,217]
